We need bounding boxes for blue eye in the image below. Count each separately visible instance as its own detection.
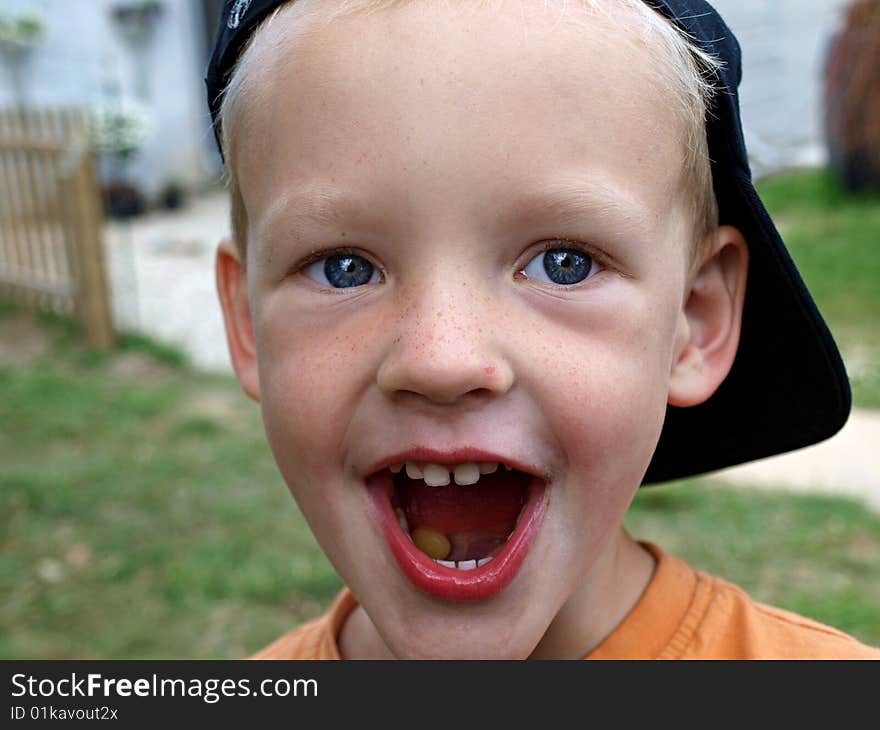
[521,247,596,285]
[305,253,380,288]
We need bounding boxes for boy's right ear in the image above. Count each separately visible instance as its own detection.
[215,237,260,403]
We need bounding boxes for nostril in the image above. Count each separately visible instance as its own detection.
[376,338,515,404]
[395,386,498,408]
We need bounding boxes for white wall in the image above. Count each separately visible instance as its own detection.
[710,0,851,176]
[0,0,218,194]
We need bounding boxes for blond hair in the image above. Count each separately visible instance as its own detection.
[219,0,722,268]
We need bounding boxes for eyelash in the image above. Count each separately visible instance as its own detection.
[297,247,373,270]
[294,247,384,278]
[529,238,604,264]
[294,239,610,287]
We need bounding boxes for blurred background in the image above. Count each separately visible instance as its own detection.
[0,0,878,658]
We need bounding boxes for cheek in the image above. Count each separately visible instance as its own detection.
[253,293,386,483]
[544,352,668,566]
[533,286,679,508]
[549,351,668,499]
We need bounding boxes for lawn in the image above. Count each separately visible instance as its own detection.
[1,288,878,657]
[1,309,340,659]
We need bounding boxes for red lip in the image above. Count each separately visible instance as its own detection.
[366,469,549,601]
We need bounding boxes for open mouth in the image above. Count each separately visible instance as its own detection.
[366,457,549,601]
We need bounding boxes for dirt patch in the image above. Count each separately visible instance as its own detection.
[185,387,258,427]
[845,532,880,561]
[843,344,879,380]
[0,312,51,368]
[106,351,176,384]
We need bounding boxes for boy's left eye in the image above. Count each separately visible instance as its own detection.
[304,253,381,288]
[520,246,599,286]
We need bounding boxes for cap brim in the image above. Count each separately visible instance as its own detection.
[643,170,852,484]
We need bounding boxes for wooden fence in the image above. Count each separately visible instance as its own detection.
[0,107,115,349]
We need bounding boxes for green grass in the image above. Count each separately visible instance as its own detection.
[756,168,880,406]
[1,309,878,657]
[0,312,341,659]
[626,484,880,645]
[117,331,190,367]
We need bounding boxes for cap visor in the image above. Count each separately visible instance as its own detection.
[644,170,851,484]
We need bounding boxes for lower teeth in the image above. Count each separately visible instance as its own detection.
[434,556,493,570]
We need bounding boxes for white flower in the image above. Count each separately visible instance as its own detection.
[90,99,154,159]
[0,11,46,46]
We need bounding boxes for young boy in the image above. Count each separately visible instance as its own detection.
[206,0,879,659]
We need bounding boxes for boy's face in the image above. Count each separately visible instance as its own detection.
[227,0,705,657]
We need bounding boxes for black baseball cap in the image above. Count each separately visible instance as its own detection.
[205,0,851,484]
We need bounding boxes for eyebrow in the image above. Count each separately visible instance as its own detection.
[257,185,381,268]
[494,179,655,241]
[263,186,365,234]
[258,177,656,267]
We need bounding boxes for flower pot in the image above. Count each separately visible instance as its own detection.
[103,183,145,219]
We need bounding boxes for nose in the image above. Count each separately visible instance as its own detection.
[376,281,515,406]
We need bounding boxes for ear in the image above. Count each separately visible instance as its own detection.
[215,236,260,402]
[668,225,749,407]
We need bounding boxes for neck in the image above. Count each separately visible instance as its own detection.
[527,529,655,659]
[338,600,396,659]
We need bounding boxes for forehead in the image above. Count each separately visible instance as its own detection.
[236,0,688,246]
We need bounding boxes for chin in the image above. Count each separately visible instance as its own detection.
[372,588,549,659]
[387,631,535,660]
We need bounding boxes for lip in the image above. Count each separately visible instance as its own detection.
[365,465,549,602]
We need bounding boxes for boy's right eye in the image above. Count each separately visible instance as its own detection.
[303,253,381,289]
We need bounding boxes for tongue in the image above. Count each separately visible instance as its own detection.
[444,531,509,562]
[397,469,530,542]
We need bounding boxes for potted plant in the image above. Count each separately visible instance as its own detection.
[0,10,45,103]
[100,180,146,219]
[158,179,186,210]
[90,99,154,218]
[0,10,45,61]
[110,0,164,46]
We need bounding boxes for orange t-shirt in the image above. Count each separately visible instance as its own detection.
[252,543,879,659]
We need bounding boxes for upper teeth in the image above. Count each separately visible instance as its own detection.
[393,461,503,486]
